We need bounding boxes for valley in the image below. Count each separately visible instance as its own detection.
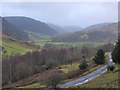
[1,16,119,89]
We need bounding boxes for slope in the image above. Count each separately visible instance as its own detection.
[51,22,118,43]
[63,26,83,33]
[72,64,119,88]
[47,23,65,34]
[84,23,111,30]
[2,18,29,40]
[2,34,40,55]
[4,16,58,36]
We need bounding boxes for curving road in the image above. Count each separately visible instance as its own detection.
[58,52,115,88]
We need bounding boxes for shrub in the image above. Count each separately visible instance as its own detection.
[45,74,63,88]
[79,60,88,70]
[45,59,59,69]
[66,69,82,79]
[107,65,115,71]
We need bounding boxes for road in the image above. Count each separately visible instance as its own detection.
[58,52,115,88]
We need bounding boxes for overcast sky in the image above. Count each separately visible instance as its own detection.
[2,2,118,28]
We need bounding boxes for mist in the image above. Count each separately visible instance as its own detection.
[2,2,118,28]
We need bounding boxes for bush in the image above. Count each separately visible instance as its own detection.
[93,49,105,65]
[45,59,59,69]
[66,69,82,79]
[107,65,115,71]
[45,74,63,88]
[79,60,88,70]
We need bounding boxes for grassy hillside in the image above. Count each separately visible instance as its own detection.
[2,41,39,55]
[72,64,119,88]
[2,34,40,55]
[3,53,109,88]
[24,30,51,41]
[10,62,103,88]
[84,23,111,30]
[51,23,118,43]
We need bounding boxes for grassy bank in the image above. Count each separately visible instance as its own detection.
[71,64,119,88]
[2,41,39,55]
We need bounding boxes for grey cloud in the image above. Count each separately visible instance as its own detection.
[2,2,118,28]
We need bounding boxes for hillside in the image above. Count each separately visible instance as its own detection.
[63,26,83,33]
[2,34,40,55]
[84,23,111,30]
[47,23,65,34]
[2,53,112,89]
[48,23,83,34]
[2,18,29,40]
[2,56,97,88]
[51,22,118,43]
[72,64,119,88]
[4,17,58,36]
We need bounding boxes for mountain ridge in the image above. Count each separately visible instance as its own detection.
[4,16,59,36]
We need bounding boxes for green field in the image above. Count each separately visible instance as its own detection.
[34,39,104,48]
[25,30,51,40]
[34,40,67,46]
[69,41,104,47]
[57,62,80,74]
[17,83,45,88]
[2,41,39,55]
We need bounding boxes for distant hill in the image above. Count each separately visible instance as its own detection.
[84,23,111,30]
[51,22,118,43]
[2,18,29,40]
[63,26,83,33]
[4,17,58,36]
[47,23,65,34]
[48,23,83,34]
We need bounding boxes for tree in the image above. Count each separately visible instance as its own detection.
[79,60,88,70]
[45,59,58,69]
[15,62,32,81]
[45,74,63,88]
[70,47,74,65]
[112,39,120,64]
[81,45,89,58]
[107,65,115,71]
[93,49,105,65]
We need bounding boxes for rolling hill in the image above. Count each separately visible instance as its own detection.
[51,22,118,43]
[4,17,58,36]
[1,17,40,55]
